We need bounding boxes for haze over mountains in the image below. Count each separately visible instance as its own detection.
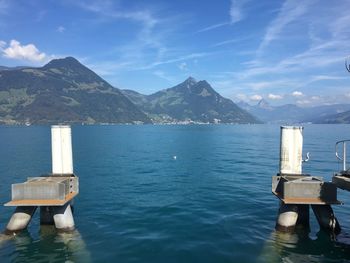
[0,57,259,124]
[238,100,350,124]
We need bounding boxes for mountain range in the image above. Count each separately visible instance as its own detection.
[237,99,350,124]
[0,57,151,124]
[122,77,259,124]
[0,57,259,124]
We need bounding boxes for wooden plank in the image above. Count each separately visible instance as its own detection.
[4,192,78,207]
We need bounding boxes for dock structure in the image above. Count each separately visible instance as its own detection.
[4,125,79,235]
[272,126,341,234]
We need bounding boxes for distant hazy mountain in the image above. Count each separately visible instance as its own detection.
[0,57,151,124]
[238,99,350,124]
[313,110,350,124]
[122,77,260,124]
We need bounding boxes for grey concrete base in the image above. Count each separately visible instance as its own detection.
[53,203,75,232]
[275,204,299,232]
[311,205,341,234]
[5,206,37,234]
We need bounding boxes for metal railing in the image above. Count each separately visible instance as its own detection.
[335,140,350,172]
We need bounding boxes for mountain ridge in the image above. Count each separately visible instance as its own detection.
[122,77,260,124]
[0,57,151,124]
[238,99,350,124]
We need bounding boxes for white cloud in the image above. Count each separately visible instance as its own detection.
[178,62,187,71]
[268,93,283,100]
[2,40,46,62]
[57,26,65,33]
[250,94,262,101]
[292,91,303,97]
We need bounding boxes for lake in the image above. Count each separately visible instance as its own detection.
[0,124,350,262]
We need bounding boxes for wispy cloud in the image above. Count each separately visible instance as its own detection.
[197,0,250,33]
[197,22,229,33]
[178,62,188,71]
[212,35,253,47]
[57,26,65,33]
[230,0,249,24]
[153,70,175,82]
[140,52,209,70]
[257,0,314,55]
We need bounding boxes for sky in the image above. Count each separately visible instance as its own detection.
[0,0,349,107]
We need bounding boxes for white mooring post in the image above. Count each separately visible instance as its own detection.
[276,126,307,232]
[279,126,303,175]
[49,125,75,231]
[51,125,73,175]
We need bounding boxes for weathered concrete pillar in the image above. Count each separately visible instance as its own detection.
[311,205,341,234]
[275,203,299,232]
[5,206,37,234]
[53,203,75,232]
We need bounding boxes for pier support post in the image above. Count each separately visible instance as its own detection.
[40,206,55,225]
[296,204,310,229]
[311,205,341,234]
[5,206,37,234]
[53,203,75,232]
[275,203,298,232]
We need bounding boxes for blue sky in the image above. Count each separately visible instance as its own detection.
[0,0,349,106]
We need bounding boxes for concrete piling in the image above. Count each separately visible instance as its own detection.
[5,206,37,234]
[53,203,75,232]
[275,203,299,232]
[40,206,55,225]
[311,205,341,234]
[296,204,310,229]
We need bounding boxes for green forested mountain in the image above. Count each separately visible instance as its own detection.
[122,77,260,124]
[0,57,151,124]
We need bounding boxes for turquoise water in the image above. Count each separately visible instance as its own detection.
[0,124,350,262]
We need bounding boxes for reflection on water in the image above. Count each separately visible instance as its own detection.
[0,227,91,263]
[260,230,350,263]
